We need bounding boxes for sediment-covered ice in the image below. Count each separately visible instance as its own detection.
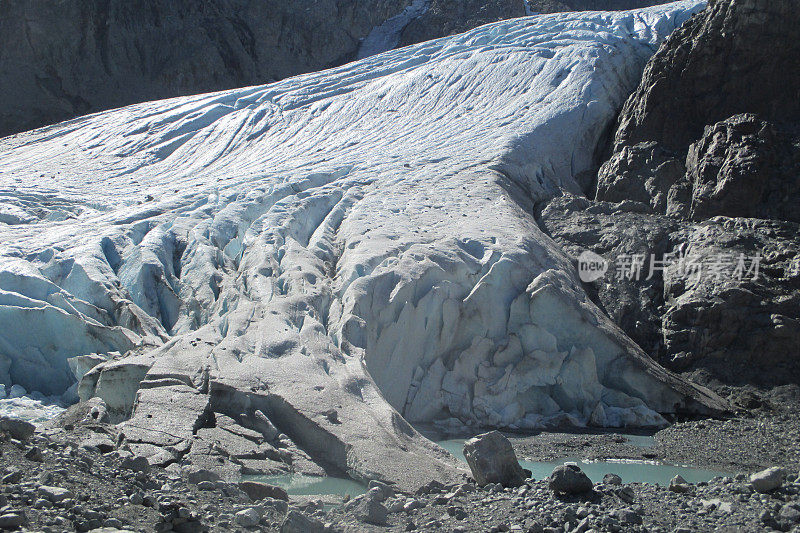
[0,1,724,488]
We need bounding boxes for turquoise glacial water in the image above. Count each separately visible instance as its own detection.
[244,433,729,497]
[436,438,730,486]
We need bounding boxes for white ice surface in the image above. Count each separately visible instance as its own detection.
[0,2,717,486]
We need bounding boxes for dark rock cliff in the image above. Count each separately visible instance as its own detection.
[0,0,411,137]
[611,0,800,154]
[541,0,800,387]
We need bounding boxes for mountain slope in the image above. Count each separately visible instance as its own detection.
[0,0,672,137]
[0,2,724,489]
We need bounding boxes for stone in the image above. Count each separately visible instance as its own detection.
[196,481,215,491]
[669,475,692,493]
[603,473,623,485]
[368,479,395,500]
[548,465,593,495]
[8,385,26,399]
[238,481,289,502]
[0,513,25,528]
[0,417,35,440]
[120,455,150,474]
[615,486,636,503]
[616,508,643,525]
[81,436,116,454]
[750,467,785,493]
[2,470,22,484]
[24,446,43,462]
[280,510,326,533]
[234,508,260,528]
[403,499,425,512]
[780,503,800,523]
[256,497,289,515]
[463,431,526,488]
[351,494,389,526]
[183,467,221,485]
[38,485,75,503]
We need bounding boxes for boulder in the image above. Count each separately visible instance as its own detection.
[238,481,288,502]
[367,479,395,500]
[120,455,150,474]
[463,431,526,488]
[0,513,25,528]
[350,494,389,526]
[81,435,116,453]
[234,507,261,527]
[603,473,623,485]
[183,466,221,485]
[38,485,74,503]
[8,384,26,399]
[0,417,35,440]
[280,510,326,533]
[24,446,43,462]
[750,467,785,493]
[549,465,593,495]
[668,475,692,493]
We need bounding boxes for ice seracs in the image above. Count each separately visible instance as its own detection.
[0,1,724,489]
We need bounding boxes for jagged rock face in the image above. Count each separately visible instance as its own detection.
[676,114,800,222]
[660,218,800,383]
[595,141,685,212]
[611,0,800,154]
[539,198,800,385]
[570,0,800,385]
[0,3,724,489]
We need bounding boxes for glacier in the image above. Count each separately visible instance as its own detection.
[0,1,726,489]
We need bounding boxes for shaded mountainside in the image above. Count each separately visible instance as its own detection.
[0,0,410,137]
[0,0,669,137]
[540,0,800,388]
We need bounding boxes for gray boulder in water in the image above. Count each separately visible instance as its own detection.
[463,431,526,488]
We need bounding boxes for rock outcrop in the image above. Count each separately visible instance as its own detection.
[547,0,800,385]
[674,114,800,222]
[610,0,800,155]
